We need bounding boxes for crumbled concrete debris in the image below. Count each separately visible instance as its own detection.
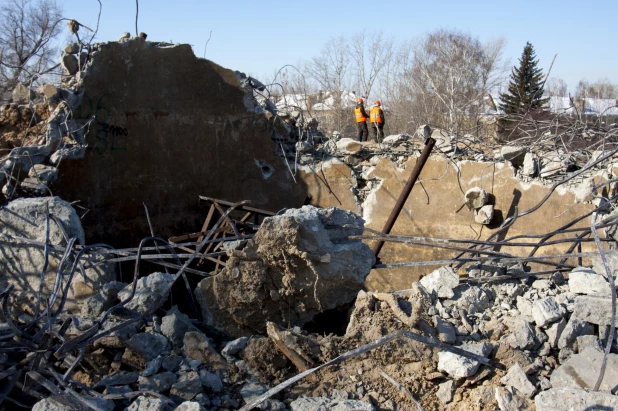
[494,386,528,411]
[170,371,202,402]
[199,369,223,392]
[94,371,139,388]
[125,332,171,361]
[521,153,537,176]
[290,397,375,411]
[435,316,457,343]
[500,363,536,398]
[182,332,228,371]
[161,307,198,348]
[550,346,618,391]
[464,187,488,210]
[557,316,594,350]
[420,266,459,299]
[572,295,616,326]
[545,318,566,348]
[505,318,536,350]
[221,337,250,363]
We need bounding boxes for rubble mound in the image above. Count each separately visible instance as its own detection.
[196,206,375,336]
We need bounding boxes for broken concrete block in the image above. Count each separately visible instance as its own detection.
[464,187,488,210]
[545,318,566,348]
[126,396,168,411]
[435,316,457,344]
[574,178,595,203]
[11,84,35,104]
[239,382,268,404]
[94,371,138,388]
[62,54,79,75]
[535,387,618,411]
[28,164,59,183]
[183,332,228,371]
[569,267,616,296]
[420,266,459,299]
[500,145,527,166]
[161,308,195,348]
[170,371,203,402]
[437,342,491,378]
[196,206,374,337]
[117,272,174,315]
[505,318,536,350]
[500,363,536,398]
[137,372,178,392]
[557,316,593,350]
[550,346,618,391]
[142,357,163,377]
[382,134,410,146]
[494,386,528,411]
[81,281,126,317]
[63,43,80,54]
[532,297,566,327]
[576,335,602,353]
[474,204,494,225]
[521,153,537,176]
[290,397,375,411]
[125,332,170,361]
[336,138,363,154]
[175,402,207,411]
[572,295,616,327]
[436,380,455,404]
[456,286,492,313]
[0,197,114,314]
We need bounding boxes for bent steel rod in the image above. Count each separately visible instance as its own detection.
[372,130,436,256]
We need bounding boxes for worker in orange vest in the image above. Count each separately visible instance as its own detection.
[354,98,370,142]
[370,100,385,141]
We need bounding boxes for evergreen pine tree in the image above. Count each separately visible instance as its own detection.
[499,42,549,114]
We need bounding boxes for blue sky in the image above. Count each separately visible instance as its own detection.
[59,0,617,93]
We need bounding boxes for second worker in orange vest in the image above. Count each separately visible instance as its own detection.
[370,100,385,141]
[354,98,370,142]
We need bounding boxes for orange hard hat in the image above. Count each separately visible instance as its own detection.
[357,98,364,103]
[375,100,381,105]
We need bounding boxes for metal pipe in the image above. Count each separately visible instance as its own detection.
[372,132,436,257]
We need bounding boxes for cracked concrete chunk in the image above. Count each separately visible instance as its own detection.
[572,295,616,327]
[420,266,459,299]
[500,363,536,398]
[290,397,375,411]
[437,341,491,378]
[126,396,168,411]
[436,380,455,404]
[117,272,174,315]
[550,346,618,391]
[532,297,566,327]
[464,187,488,210]
[536,387,618,411]
[474,204,494,224]
[569,267,617,296]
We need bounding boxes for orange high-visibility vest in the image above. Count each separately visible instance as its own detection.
[355,107,368,122]
[370,106,383,123]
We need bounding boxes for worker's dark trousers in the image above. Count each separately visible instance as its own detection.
[357,122,369,142]
[371,123,384,141]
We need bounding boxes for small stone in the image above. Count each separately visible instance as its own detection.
[495,386,527,411]
[183,332,228,371]
[435,316,457,344]
[11,84,34,104]
[142,357,162,377]
[125,332,170,361]
[239,382,268,403]
[531,279,552,290]
[500,363,536,398]
[474,205,494,225]
[162,354,182,371]
[437,342,491,378]
[94,371,138,388]
[63,43,80,54]
[521,153,537,176]
[221,336,249,363]
[290,397,374,411]
[161,309,193,348]
[126,396,167,411]
[174,402,207,411]
[62,54,78,75]
[420,266,459,299]
[199,369,222,392]
[436,380,455,404]
[576,335,602,353]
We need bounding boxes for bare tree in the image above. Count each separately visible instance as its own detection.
[404,29,506,136]
[0,0,63,94]
[546,77,568,97]
[349,31,394,99]
[305,36,353,133]
[576,77,617,100]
